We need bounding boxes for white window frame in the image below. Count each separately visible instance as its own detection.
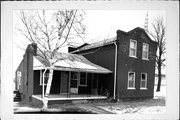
[79,72,87,86]
[142,43,149,60]
[39,70,49,86]
[140,73,148,90]
[129,39,137,58]
[127,72,136,89]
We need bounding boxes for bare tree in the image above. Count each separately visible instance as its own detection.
[16,10,86,109]
[148,16,166,92]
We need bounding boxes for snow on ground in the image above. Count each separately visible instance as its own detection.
[14,102,41,112]
[98,103,166,114]
[13,85,166,114]
[97,85,166,114]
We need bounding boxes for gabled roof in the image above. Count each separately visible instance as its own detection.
[71,27,157,53]
[33,51,112,74]
[120,27,157,43]
[71,37,116,53]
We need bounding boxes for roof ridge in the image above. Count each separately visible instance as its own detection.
[72,36,116,52]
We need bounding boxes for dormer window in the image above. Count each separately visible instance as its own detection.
[129,39,137,58]
[142,43,149,60]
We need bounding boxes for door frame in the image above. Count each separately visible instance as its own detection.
[70,72,79,94]
[60,71,69,94]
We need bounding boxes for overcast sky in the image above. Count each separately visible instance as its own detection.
[13,10,166,76]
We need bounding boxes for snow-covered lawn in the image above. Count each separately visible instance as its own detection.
[97,85,166,114]
[14,102,41,113]
[13,85,166,114]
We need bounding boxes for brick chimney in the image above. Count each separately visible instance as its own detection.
[23,43,37,103]
[26,43,37,56]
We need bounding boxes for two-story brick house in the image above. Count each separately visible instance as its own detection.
[69,27,157,100]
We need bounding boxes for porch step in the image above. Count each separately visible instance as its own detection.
[72,100,88,104]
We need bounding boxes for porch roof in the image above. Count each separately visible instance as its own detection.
[33,52,112,74]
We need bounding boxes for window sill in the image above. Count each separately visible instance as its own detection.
[127,88,136,90]
[129,56,137,59]
[140,88,148,90]
[142,58,149,61]
[79,84,87,87]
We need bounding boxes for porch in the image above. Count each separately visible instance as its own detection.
[32,94,107,107]
[32,53,112,107]
[33,54,113,96]
[32,94,107,101]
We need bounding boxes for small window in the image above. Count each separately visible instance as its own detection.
[17,71,22,90]
[40,70,49,86]
[17,71,22,86]
[128,72,135,89]
[79,72,87,86]
[140,73,147,89]
[142,43,149,60]
[129,39,137,58]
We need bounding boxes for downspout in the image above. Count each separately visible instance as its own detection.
[42,68,48,99]
[113,42,118,100]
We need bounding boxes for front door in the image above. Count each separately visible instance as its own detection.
[60,72,68,94]
[70,72,78,94]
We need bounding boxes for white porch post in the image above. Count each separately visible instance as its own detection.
[42,68,48,110]
[42,68,47,99]
[113,42,118,100]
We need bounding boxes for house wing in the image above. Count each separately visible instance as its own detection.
[34,52,112,74]
[54,54,112,74]
[71,37,116,53]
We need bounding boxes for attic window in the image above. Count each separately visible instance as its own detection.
[129,39,137,58]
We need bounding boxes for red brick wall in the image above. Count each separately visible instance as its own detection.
[75,44,116,96]
[116,29,157,99]
[72,28,157,99]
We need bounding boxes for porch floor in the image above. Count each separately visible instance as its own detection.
[32,94,107,101]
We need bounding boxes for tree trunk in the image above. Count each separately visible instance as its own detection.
[45,68,54,96]
[156,63,162,92]
[42,66,54,109]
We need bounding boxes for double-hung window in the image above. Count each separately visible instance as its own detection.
[129,39,137,58]
[40,70,49,85]
[128,72,135,89]
[140,73,148,89]
[70,72,78,88]
[142,43,149,60]
[79,72,87,86]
